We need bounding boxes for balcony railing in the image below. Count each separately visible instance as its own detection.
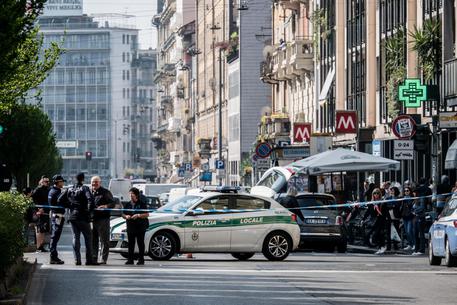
[289,38,314,73]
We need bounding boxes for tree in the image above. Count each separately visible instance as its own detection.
[0,104,62,190]
[0,0,61,111]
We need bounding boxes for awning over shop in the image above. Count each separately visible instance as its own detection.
[445,139,457,169]
[289,148,400,175]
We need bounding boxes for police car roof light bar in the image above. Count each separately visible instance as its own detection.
[201,185,241,193]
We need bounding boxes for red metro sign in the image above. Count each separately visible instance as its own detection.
[293,123,312,143]
[335,111,358,133]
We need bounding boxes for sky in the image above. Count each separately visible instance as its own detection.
[83,0,158,49]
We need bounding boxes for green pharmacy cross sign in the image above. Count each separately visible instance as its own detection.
[398,78,428,108]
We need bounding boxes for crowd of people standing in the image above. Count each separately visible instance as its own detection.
[357,176,454,255]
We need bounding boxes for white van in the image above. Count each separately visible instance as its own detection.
[108,178,132,203]
[132,183,187,197]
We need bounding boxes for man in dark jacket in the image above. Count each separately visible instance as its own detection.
[32,176,50,252]
[58,172,96,265]
[435,175,452,216]
[48,175,66,264]
[90,176,115,264]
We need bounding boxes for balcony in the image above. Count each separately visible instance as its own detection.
[167,117,182,132]
[269,113,291,139]
[272,49,287,81]
[260,60,279,84]
[444,58,457,100]
[157,122,169,133]
[289,39,314,73]
[279,0,301,10]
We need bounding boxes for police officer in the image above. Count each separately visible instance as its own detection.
[91,176,115,264]
[122,187,149,265]
[59,172,96,265]
[48,175,66,264]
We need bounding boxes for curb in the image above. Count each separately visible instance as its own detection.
[0,258,37,305]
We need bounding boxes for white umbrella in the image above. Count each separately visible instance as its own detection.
[289,148,400,175]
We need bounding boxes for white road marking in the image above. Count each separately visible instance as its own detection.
[40,265,457,275]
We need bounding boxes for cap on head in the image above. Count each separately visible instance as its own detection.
[76,172,85,183]
[52,175,66,184]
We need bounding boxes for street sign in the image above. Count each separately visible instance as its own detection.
[372,140,381,157]
[439,112,457,129]
[335,111,358,133]
[392,115,416,139]
[199,171,212,182]
[256,158,270,170]
[56,141,78,148]
[398,79,427,108]
[201,163,210,171]
[255,142,272,159]
[178,167,185,177]
[394,140,414,160]
[293,123,311,143]
[184,162,192,171]
[215,159,225,169]
[278,140,291,147]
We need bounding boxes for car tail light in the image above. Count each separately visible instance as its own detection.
[291,213,297,223]
[335,216,343,225]
[453,220,457,228]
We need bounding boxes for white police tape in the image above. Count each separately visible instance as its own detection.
[32,192,453,214]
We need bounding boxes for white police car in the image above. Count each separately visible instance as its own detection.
[429,195,457,267]
[110,187,300,261]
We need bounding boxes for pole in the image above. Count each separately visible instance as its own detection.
[114,120,118,178]
[218,47,223,186]
[432,116,439,196]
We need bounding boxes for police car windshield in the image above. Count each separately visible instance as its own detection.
[157,195,202,214]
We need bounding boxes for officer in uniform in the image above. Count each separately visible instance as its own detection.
[91,176,115,264]
[122,187,149,265]
[59,172,96,265]
[48,175,66,264]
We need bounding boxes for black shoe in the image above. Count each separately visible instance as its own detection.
[38,246,48,253]
[75,261,82,266]
[125,260,134,265]
[86,261,100,266]
[136,260,144,265]
[50,258,64,265]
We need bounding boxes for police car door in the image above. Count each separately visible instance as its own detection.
[230,195,271,251]
[189,195,233,251]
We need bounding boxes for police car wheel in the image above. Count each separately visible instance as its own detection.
[444,238,457,267]
[149,231,176,261]
[231,253,255,261]
[262,232,291,261]
[429,240,441,266]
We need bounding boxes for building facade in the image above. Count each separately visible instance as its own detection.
[36,13,139,181]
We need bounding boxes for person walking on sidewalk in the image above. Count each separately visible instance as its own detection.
[48,175,66,264]
[122,187,149,265]
[371,188,389,255]
[59,173,97,265]
[91,176,115,265]
[32,176,51,252]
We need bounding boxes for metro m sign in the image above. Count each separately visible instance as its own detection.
[293,123,312,143]
[335,111,358,134]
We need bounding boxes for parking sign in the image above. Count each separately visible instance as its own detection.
[215,159,225,170]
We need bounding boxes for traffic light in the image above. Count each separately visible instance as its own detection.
[85,151,92,161]
[414,124,431,153]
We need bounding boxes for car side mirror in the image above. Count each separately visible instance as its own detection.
[187,209,204,216]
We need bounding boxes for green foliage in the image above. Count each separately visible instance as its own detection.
[0,0,62,111]
[311,8,330,60]
[410,18,442,82]
[0,104,62,190]
[385,29,406,118]
[0,192,31,279]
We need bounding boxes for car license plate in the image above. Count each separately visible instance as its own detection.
[305,218,327,224]
[111,233,125,241]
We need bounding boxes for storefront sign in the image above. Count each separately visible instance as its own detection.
[439,112,457,129]
[335,111,358,133]
[398,78,427,108]
[44,0,83,16]
[392,115,416,139]
[56,141,78,148]
[372,140,381,157]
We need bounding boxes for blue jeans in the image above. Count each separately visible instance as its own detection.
[402,218,414,248]
[50,215,65,260]
[70,220,93,263]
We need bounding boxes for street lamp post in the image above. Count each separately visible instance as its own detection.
[218,47,223,186]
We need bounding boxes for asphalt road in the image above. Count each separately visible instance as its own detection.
[25,226,456,305]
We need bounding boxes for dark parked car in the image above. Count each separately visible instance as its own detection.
[278,193,348,252]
